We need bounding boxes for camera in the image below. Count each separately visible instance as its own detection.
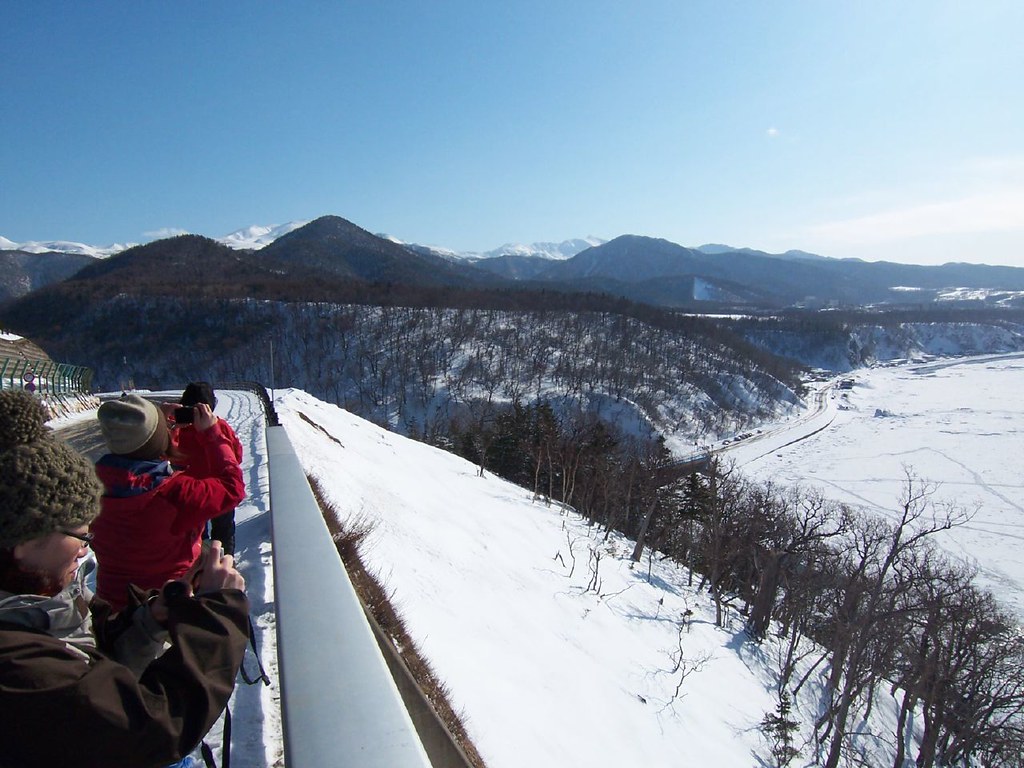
[161,579,190,603]
[174,406,195,424]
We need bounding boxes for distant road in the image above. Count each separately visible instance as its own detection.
[719,376,840,467]
[905,350,1024,374]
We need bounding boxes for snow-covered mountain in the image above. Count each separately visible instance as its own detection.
[479,236,605,260]
[0,235,132,258]
[1,225,601,263]
[217,221,309,250]
[0,222,312,257]
[382,234,607,262]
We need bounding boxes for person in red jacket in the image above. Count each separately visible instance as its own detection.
[92,394,245,612]
[173,381,244,555]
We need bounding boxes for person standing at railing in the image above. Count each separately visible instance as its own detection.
[171,381,244,556]
[0,389,249,768]
[91,393,244,612]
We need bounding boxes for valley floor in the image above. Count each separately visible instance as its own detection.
[733,351,1024,621]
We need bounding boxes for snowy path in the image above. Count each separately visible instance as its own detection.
[214,390,282,767]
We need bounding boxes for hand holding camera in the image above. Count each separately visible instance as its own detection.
[150,542,245,624]
[174,402,217,431]
[191,540,245,594]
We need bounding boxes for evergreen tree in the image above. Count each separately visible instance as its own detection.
[761,690,800,768]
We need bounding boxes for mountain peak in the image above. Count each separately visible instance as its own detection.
[219,221,308,250]
[258,215,488,288]
[483,237,606,261]
[272,215,384,247]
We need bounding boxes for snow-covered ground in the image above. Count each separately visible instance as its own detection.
[730,352,1024,621]
[274,389,789,767]
[53,352,1021,766]
[213,389,282,767]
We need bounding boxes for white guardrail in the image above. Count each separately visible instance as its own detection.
[267,425,433,768]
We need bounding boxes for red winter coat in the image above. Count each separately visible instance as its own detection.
[92,424,245,612]
[172,419,243,478]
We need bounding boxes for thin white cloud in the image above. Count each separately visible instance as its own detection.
[143,227,190,240]
[805,190,1024,247]
[957,153,1024,176]
[766,127,780,138]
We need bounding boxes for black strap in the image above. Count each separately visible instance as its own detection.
[199,705,232,768]
[222,707,232,767]
[200,739,216,768]
[199,616,268,768]
[239,615,271,687]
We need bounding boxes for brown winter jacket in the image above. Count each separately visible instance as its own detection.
[0,586,250,767]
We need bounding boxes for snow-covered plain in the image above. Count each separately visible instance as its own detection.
[729,353,1024,621]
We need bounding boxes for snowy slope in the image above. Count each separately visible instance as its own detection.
[271,357,1024,766]
[276,388,782,768]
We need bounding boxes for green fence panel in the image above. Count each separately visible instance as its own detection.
[0,357,93,395]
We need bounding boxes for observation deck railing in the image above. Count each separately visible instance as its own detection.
[266,419,434,768]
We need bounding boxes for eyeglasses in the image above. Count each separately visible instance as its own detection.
[60,530,95,548]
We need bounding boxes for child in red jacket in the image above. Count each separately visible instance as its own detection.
[92,394,245,612]
[172,382,244,555]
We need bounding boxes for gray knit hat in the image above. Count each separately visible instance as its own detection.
[0,389,103,549]
[97,394,167,458]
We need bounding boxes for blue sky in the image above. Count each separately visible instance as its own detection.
[3,1,1023,266]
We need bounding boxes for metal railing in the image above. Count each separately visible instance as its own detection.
[266,424,433,768]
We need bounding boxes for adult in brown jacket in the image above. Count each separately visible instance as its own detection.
[0,389,250,768]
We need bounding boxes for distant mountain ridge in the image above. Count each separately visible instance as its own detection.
[5,214,1024,311]
[0,235,132,259]
[695,243,834,261]
[0,225,603,262]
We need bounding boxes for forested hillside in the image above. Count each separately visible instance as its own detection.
[6,224,1024,465]
[0,249,93,304]
[15,295,802,445]
[727,309,1024,370]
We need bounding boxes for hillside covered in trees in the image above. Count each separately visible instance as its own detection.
[6,293,802,443]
